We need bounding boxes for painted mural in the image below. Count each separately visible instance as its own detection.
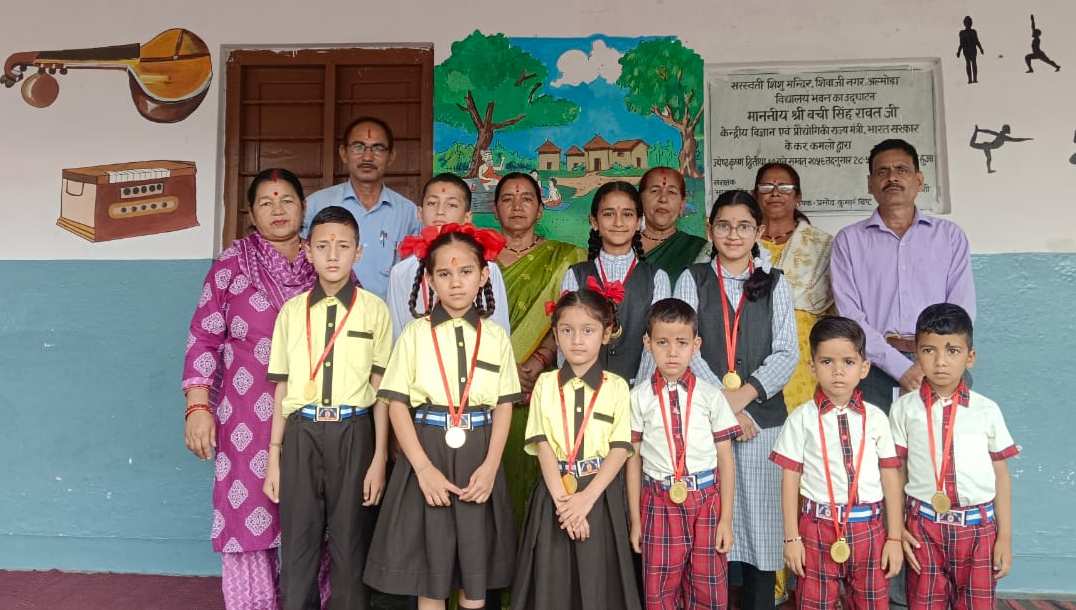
[1,28,212,123]
[58,160,198,242]
[434,32,706,246]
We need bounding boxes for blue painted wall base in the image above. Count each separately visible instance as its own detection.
[1,255,1074,593]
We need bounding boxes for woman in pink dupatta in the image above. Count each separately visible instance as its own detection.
[182,168,326,610]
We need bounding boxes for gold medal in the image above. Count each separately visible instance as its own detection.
[722,371,742,390]
[444,426,467,449]
[830,537,851,564]
[561,473,578,495]
[931,491,952,514]
[304,380,317,401]
[668,480,689,504]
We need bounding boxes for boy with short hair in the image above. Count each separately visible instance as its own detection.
[385,172,511,338]
[890,303,1017,610]
[771,316,904,609]
[627,297,740,609]
[264,205,393,610]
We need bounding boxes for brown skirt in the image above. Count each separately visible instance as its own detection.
[363,410,517,600]
[510,472,641,610]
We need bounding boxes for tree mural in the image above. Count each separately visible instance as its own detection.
[617,39,704,178]
[434,31,580,177]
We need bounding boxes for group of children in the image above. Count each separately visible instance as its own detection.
[262,172,1017,610]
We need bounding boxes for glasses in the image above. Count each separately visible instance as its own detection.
[756,183,797,194]
[347,142,390,156]
[712,221,759,239]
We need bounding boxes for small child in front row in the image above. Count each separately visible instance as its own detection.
[770,316,904,610]
[890,304,1017,610]
[363,224,521,610]
[627,298,740,609]
[264,205,393,609]
[511,287,641,610]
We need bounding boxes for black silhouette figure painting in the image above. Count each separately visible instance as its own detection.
[957,16,984,84]
[1025,15,1061,73]
[970,125,1032,173]
[1069,130,1076,165]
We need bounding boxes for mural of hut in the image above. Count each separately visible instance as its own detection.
[612,139,649,169]
[566,145,585,170]
[583,135,613,172]
[582,135,649,172]
[536,140,561,171]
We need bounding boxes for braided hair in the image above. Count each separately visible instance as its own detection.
[588,180,646,261]
[707,189,774,302]
[407,230,496,319]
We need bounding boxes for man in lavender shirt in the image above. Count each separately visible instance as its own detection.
[831,139,975,412]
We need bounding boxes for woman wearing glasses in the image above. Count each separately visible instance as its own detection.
[753,162,833,415]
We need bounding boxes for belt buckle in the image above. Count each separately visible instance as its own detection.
[457,413,472,430]
[935,509,966,526]
[575,458,601,477]
[681,474,699,491]
[815,502,838,520]
[316,405,340,422]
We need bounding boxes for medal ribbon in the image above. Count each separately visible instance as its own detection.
[922,383,960,504]
[597,254,637,291]
[430,319,483,428]
[306,289,359,389]
[715,260,752,378]
[558,376,605,468]
[817,394,868,544]
[654,374,695,483]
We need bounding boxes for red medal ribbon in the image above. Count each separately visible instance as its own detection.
[654,373,695,483]
[817,391,869,546]
[430,318,483,428]
[597,254,637,291]
[715,260,753,377]
[306,288,359,388]
[558,375,605,468]
[922,382,962,504]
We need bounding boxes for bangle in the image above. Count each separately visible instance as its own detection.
[886,537,902,543]
[532,350,550,368]
[783,536,802,544]
[185,404,212,419]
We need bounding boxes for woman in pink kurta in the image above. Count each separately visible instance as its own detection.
[182,168,319,610]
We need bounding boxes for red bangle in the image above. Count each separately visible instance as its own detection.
[185,403,212,419]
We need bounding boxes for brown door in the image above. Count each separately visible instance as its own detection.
[594,158,601,172]
[222,46,433,249]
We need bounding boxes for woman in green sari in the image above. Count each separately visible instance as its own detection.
[493,172,586,524]
[638,166,708,283]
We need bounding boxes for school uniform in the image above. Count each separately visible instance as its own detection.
[562,250,671,386]
[630,369,742,610]
[889,382,1019,610]
[673,257,798,610]
[770,388,902,610]
[267,281,392,610]
[363,304,521,601]
[511,365,640,610]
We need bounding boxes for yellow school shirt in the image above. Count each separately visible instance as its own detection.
[378,304,522,409]
[524,364,633,461]
[267,281,391,417]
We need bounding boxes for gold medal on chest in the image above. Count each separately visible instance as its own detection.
[931,491,952,514]
[668,479,689,504]
[561,473,578,495]
[830,537,851,564]
[722,371,742,390]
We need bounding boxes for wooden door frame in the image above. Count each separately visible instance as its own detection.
[219,44,433,251]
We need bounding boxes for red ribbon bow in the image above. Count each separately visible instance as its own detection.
[544,300,557,316]
[585,275,625,304]
[398,223,507,262]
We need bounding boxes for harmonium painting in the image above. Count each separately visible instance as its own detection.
[58,160,198,242]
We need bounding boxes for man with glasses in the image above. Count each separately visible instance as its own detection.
[304,116,422,299]
[830,139,976,414]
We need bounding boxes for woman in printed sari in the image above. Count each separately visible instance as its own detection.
[492,171,586,523]
[638,166,709,283]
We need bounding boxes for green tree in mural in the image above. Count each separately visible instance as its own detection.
[435,31,580,177]
[618,39,704,178]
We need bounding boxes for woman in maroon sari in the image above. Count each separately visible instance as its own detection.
[182,168,322,610]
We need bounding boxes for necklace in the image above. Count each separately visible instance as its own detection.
[763,226,795,243]
[505,234,541,254]
[642,228,675,243]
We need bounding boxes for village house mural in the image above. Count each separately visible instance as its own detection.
[434,32,706,245]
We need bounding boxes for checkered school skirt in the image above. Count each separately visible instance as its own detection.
[729,426,784,571]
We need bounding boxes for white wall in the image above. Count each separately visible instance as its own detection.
[1,0,1073,259]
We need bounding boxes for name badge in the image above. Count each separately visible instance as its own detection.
[316,405,340,422]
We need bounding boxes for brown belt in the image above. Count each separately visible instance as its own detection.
[885,335,916,354]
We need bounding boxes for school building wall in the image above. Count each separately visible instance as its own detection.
[1,0,1074,596]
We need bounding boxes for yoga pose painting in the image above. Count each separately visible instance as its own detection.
[970,125,1032,174]
[957,16,984,84]
[1025,14,1060,73]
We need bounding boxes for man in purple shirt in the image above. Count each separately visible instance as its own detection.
[831,139,975,411]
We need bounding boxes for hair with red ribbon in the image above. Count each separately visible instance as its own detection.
[584,275,625,305]
[399,223,506,262]
[546,287,620,337]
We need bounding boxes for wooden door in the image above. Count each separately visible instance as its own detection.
[222,46,433,249]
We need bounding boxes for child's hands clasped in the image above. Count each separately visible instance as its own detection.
[415,462,463,507]
[459,460,497,503]
[556,489,597,532]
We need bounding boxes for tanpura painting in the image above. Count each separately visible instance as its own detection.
[1,28,212,123]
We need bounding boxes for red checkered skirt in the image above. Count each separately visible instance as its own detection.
[797,509,889,610]
[905,506,997,610]
[641,482,728,610]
